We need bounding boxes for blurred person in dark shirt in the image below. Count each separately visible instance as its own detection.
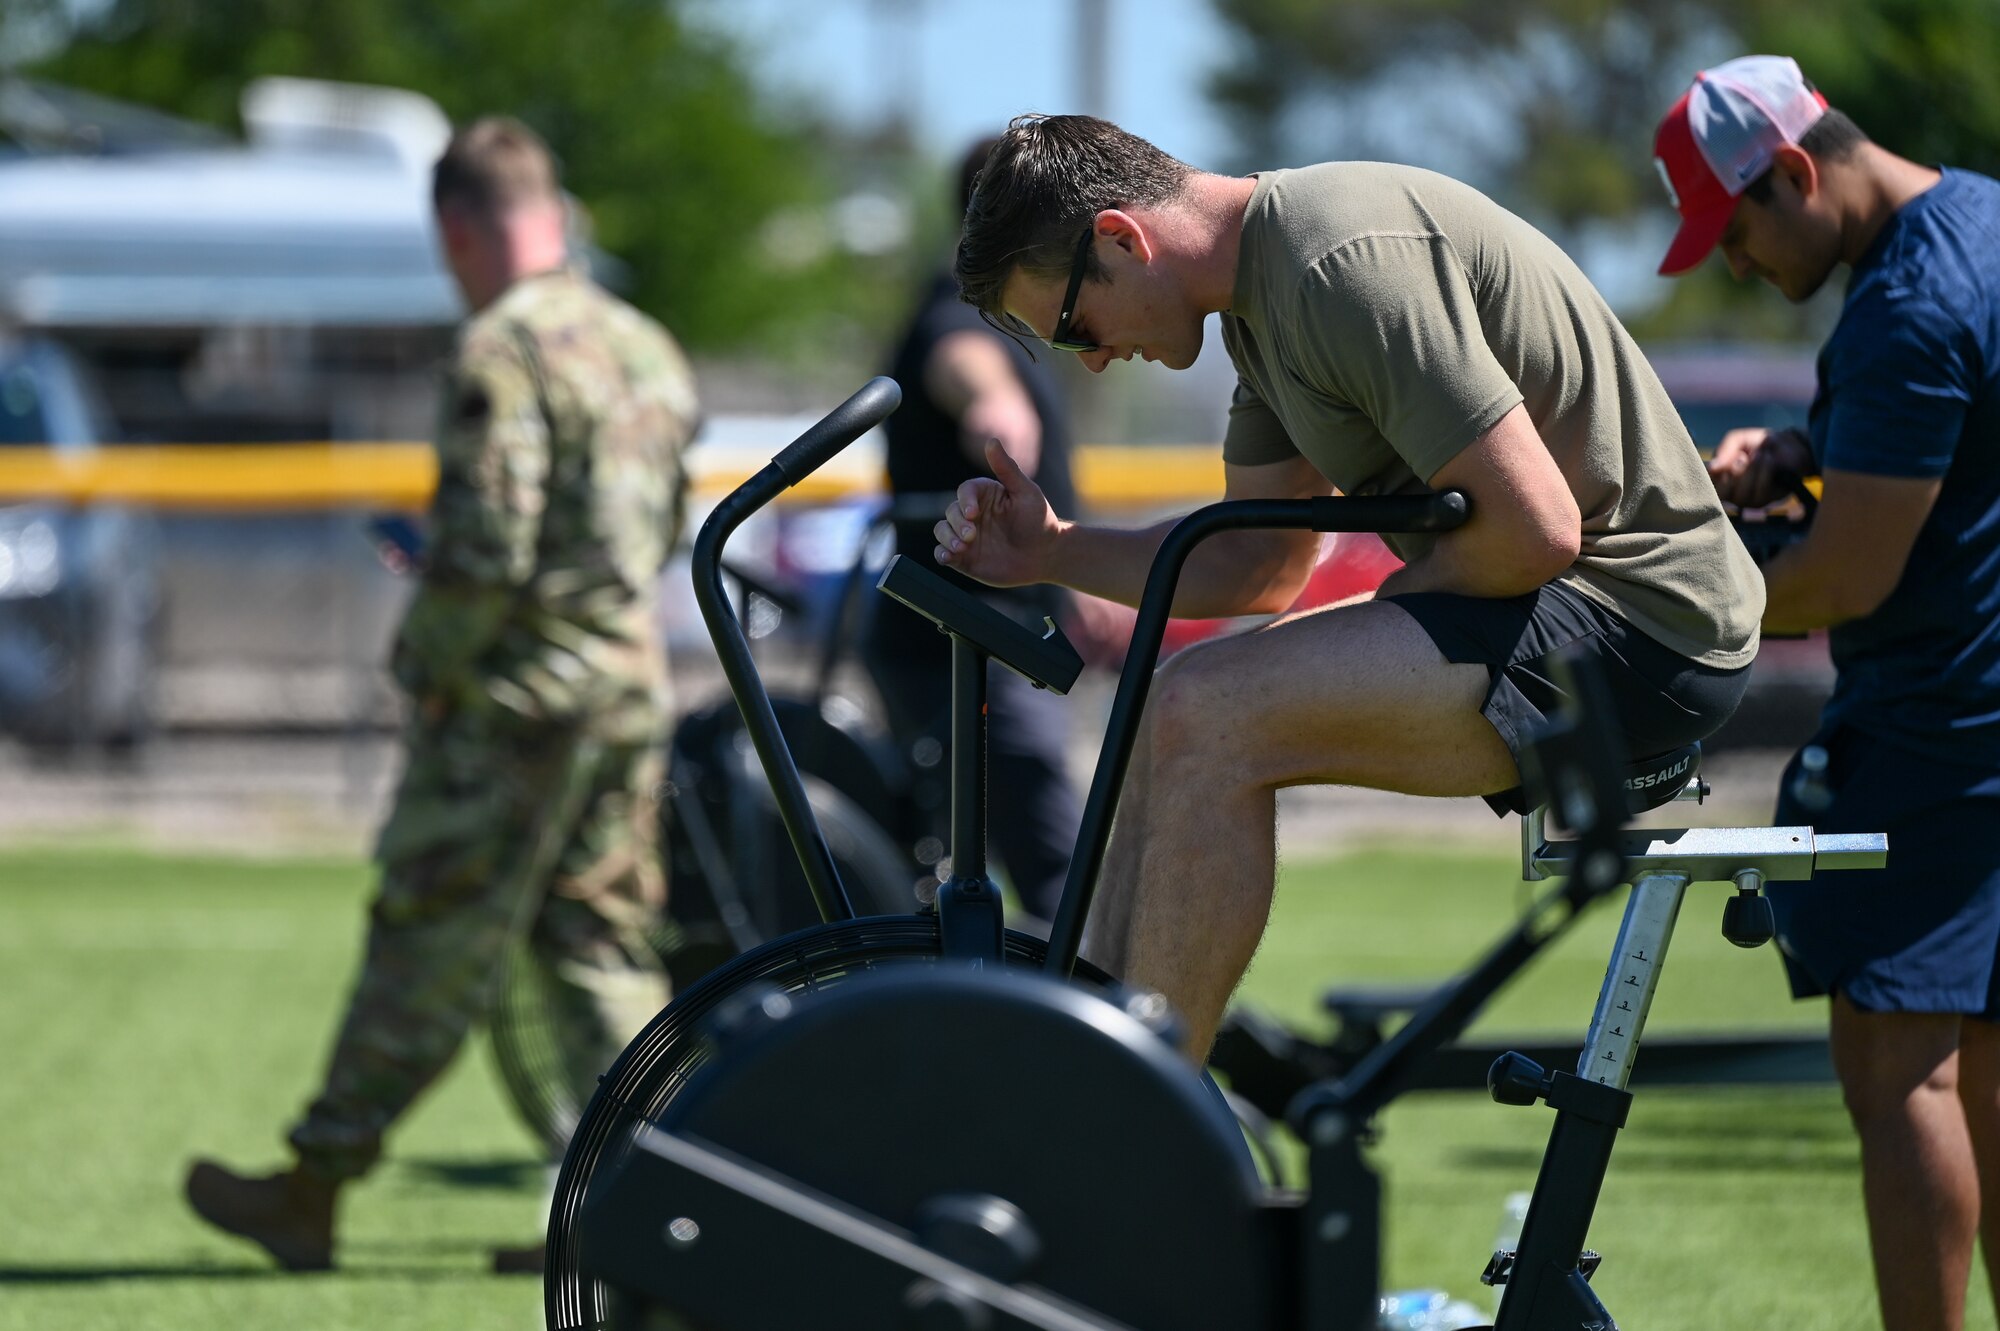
[865,137,1121,923]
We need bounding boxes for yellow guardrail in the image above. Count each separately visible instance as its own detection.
[0,441,1226,510]
[0,444,438,511]
[1074,444,1223,506]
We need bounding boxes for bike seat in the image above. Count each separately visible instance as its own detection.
[1622,742,1702,813]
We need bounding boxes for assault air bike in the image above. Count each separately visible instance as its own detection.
[543,377,1886,1331]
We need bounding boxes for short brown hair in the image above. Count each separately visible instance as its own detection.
[956,135,1003,214]
[431,116,561,217]
[1742,108,1870,205]
[954,114,1192,325]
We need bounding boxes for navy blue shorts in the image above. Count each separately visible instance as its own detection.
[1387,580,1751,814]
[1770,725,2000,1016]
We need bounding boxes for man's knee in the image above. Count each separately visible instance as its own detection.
[1832,998,1964,1126]
[1144,643,1258,783]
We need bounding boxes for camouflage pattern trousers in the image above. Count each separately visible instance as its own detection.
[288,709,670,1180]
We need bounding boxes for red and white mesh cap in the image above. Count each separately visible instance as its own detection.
[1654,55,1830,276]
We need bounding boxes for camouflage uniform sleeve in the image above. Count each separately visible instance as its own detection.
[391,329,551,706]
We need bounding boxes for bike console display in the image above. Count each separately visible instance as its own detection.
[876,555,1085,695]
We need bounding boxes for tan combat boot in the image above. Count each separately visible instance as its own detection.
[184,1159,339,1271]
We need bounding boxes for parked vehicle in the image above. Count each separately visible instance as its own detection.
[0,335,159,746]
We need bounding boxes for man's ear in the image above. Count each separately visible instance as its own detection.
[1094,208,1154,265]
[435,205,474,257]
[1772,143,1820,202]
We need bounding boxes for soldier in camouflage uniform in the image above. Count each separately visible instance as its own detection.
[184,117,698,1272]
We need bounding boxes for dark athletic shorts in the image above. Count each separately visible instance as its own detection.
[1768,725,2000,1016]
[1385,580,1751,815]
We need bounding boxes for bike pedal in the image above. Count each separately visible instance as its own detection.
[1481,1249,1603,1287]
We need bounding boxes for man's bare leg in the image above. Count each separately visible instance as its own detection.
[1831,995,1978,1331]
[1080,699,1156,974]
[1105,600,1516,1058]
[1955,1015,2000,1320]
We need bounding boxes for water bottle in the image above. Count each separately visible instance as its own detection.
[1789,743,1834,814]
[1376,1288,1489,1330]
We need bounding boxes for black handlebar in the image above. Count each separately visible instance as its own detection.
[768,377,904,488]
[691,376,904,924]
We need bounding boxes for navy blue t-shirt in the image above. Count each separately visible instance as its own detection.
[1810,167,2000,766]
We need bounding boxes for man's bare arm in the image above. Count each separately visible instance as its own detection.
[1375,403,1582,599]
[935,445,1328,618]
[1761,469,1940,634]
[925,330,1043,477]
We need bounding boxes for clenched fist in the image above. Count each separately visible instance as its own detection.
[933,440,1064,587]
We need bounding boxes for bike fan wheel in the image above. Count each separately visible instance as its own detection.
[543,917,1107,1331]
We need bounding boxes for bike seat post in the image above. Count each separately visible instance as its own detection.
[935,630,1003,962]
[872,554,1086,966]
[1493,804,1674,1331]
[1577,868,1689,1089]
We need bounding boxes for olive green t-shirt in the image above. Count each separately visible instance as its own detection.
[1221,163,1763,667]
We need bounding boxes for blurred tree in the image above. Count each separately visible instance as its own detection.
[1207,0,2000,337]
[23,0,898,357]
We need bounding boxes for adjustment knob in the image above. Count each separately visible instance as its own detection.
[1488,1052,1551,1106]
[1721,890,1776,949]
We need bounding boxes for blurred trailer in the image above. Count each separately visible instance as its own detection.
[0,79,459,734]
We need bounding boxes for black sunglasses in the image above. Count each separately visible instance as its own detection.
[1047,226,1099,353]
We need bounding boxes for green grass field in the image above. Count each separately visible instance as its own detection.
[0,841,1984,1330]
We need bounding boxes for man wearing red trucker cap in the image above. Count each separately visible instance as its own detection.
[1657,54,2000,1331]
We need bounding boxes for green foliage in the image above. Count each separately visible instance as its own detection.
[1210,0,2000,210]
[1208,0,1719,214]
[1747,0,2000,177]
[26,0,885,353]
[1207,0,2000,338]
